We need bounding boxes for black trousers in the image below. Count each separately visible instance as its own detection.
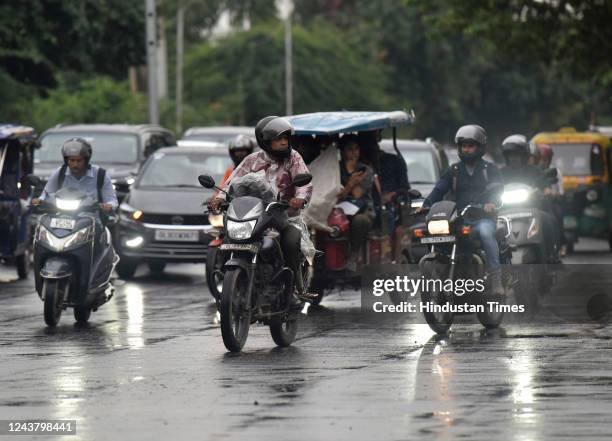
[280,223,303,292]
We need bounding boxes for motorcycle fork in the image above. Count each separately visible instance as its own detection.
[245,253,258,311]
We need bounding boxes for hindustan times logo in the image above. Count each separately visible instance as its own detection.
[372,276,485,297]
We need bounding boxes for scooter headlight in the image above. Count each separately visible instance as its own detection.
[56,198,81,211]
[427,220,450,235]
[501,189,529,205]
[226,220,256,240]
[37,225,93,251]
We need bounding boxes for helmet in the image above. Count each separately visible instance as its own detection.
[255,116,294,159]
[228,134,255,166]
[455,125,487,161]
[537,143,553,168]
[501,134,530,165]
[61,137,92,165]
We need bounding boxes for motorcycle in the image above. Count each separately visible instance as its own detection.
[499,181,557,308]
[29,176,118,327]
[415,184,514,334]
[198,172,313,352]
[205,211,226,302]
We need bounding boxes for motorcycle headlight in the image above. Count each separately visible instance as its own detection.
[56,198,81,211]
[427,220,450,235]
[226,220,256,240]
[208,213,224,228]
[37,225,93,251]
[501,189,529,205]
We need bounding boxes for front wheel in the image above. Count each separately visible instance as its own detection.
[420,260,453,334]
[43,280,63,327]
[16,248,31,279]
[269,315,298,347]
[220,269,251,352]
[116,258,137,279]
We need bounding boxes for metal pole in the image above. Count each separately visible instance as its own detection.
[284,13,293,116]
[145,0,159,124]
[175,0,184,134]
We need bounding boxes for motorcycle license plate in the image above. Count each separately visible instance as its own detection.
[220,243,259,253]
[154,230,199,242]
[49,218,76,230]
[421,235,455,244]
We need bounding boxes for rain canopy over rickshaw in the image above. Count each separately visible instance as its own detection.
[0,124,39,273]
[284,111,414,230]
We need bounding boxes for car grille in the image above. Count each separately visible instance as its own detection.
[140,213,209,225]
[140,242,209,259]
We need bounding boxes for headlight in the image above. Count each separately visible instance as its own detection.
[586,189,598,202]
[56,198,81,211]
[501,189,529,205]
[208,213,224,228]
[227,220,256,240]
[411,200,424,208]
[427,220,450,235]
[119,203,143,221]
[37,225,93,251]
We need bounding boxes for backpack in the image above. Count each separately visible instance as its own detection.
[57,164,106,202]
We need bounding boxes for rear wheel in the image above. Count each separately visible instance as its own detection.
[206,247,225,301]
[420,260,453,334]
[116,258,137,279]
[511,247,539,312]
[43,280,62,327]
[147,261,166,274]
[220,269,251,352]
[270,315,298,347]
[74,306,91,324]
[16,248,31,279]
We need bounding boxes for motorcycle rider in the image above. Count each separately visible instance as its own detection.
[500,135,560,262]
[418,125,504,296]
[220,134,256,185]
[37,138,118,243]
[537,142,566,255]
[209,116,314,301]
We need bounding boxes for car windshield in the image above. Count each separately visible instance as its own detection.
[550,143,598,176]
[138,152,232,188]
[400,149,438,183]
[37,132,139,164]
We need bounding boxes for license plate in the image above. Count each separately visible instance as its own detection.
[220,243,259,253]
[504,211,532,219]
[154,230,199,242]
[50,218,76,230]
[421,235,456,244]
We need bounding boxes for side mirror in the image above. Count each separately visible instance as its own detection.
[407,188,422,199]
[292,173,312,188]
[198,175,216,189]
[26,174,43,188]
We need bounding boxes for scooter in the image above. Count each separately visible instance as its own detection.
[29,177,118,327]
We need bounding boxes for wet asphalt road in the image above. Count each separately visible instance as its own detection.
[1,239,612,440]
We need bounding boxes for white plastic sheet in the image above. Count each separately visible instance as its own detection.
[302,146,341,232]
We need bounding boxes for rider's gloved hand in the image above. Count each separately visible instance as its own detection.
[100,203,113,214]
[483,203,496,213]
[209,197,225,212]
[289,198,306,210]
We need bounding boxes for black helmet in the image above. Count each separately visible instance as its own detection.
[501,134,529,165]
[228,134,256,166]
[455,124,487,162]
[255,116,294,159]
[61,137,92,165]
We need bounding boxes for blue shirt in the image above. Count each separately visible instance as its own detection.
[41,165,118,209]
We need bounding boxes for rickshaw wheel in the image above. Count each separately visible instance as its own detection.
[16,248,31,279]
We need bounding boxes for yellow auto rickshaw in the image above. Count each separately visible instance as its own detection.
[532,127,612,251]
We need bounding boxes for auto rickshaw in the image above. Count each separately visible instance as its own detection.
[0,124,39,278]
[285,111,419,304]
[532,127,612,251]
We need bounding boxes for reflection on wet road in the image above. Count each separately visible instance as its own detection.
[1,239,612,440]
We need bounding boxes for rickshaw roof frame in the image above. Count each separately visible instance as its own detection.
[0,124,39,146]
[531,130,611,148]
[284,111,413,136]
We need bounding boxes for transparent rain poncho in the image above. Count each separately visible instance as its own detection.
[229,171,316,265]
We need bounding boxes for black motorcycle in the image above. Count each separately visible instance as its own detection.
[30,178,118,327]
[198,173,312,352]
[417,185,514,334]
